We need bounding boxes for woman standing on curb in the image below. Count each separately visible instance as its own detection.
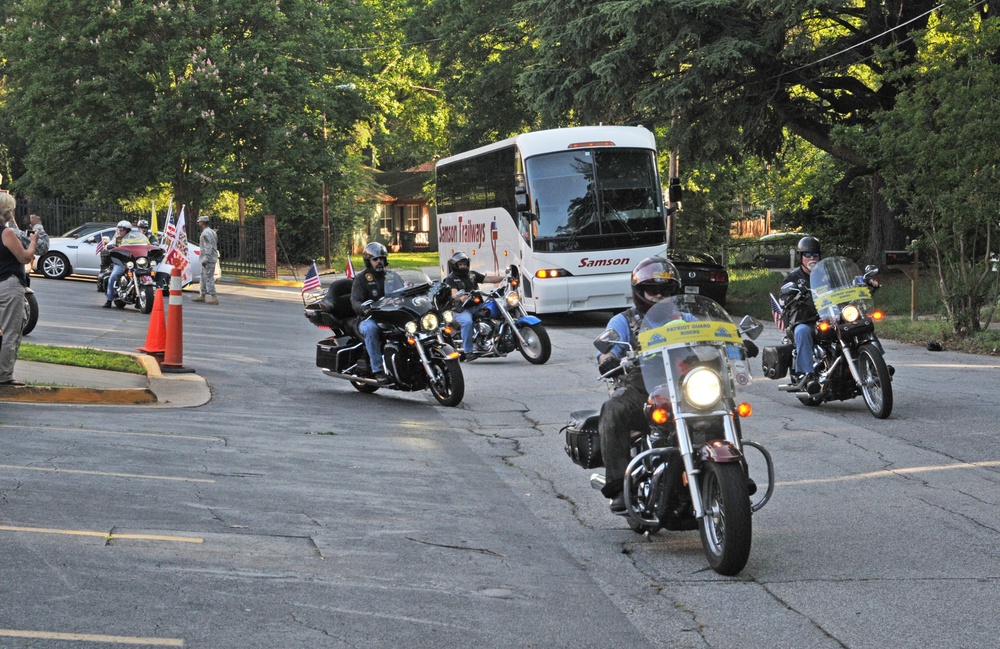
[0,192,38,386]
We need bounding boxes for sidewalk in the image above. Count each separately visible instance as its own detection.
[0,355,211,407]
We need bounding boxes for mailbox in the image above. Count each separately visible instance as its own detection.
[884,250,915,266]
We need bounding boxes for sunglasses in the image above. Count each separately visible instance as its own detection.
[642,284,675,297]
[802,252,821,258]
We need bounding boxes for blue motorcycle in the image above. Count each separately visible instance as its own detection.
[456,266,551,364]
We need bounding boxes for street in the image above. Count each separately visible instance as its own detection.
[3,275,1000,648]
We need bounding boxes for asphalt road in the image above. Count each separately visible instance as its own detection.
[3,275,999,648]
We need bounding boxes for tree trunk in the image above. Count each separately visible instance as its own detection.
[862,171,908,266]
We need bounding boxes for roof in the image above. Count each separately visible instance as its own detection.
[374,170,432,203]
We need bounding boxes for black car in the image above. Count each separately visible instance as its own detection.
[667,250,729,307]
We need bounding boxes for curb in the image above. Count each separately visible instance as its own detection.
[0,384,156,405]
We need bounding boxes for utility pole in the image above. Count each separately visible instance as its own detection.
[322,114,331,270]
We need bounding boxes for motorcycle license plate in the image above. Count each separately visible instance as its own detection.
[684,286,700,294]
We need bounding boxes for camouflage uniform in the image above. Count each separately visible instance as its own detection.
[196,218,218,303]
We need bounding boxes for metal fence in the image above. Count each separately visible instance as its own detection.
[13,197,146,236]
[215,219,268,277]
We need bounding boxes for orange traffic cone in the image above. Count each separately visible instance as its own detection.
[136,288,167,355]
[161,268,195,373]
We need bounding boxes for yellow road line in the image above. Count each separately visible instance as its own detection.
[0,525,203,543]
[0,464,215,483]
[0,629,183,646]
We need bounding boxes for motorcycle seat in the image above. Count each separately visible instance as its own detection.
[318,278,356,321]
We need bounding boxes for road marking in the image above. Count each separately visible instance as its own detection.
[0,423,223,443]
[0,465,215,483]
[778,460,1000,486]
[0,629,183,646]
[0,525,203,543]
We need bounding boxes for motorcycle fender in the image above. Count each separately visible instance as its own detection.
[430,342,459,360]
[515,315,542,327]
[699,441,744,464]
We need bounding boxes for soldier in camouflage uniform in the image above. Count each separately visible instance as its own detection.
[194,215,219,304]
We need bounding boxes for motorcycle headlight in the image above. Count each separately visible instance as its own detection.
[442,310,455,324]
[842,305,860,322]
[136,257,148,268]
[420,313,439,332]
[682,367,723,410]
[126,261,135,269]
[405,321,418,335]
[505,291,521,307]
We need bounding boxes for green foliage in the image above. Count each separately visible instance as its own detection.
[18,344,145,374]
[872,3,1000,334]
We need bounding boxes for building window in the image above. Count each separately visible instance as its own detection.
[378,205,392,237]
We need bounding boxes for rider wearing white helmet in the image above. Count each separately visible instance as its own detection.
[103,220,149,308]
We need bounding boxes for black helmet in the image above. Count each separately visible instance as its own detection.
[362,242,389,274]
[797,236,821,255]
[137,219,150,229]
[447,251,470,277]
[631,256,681,314]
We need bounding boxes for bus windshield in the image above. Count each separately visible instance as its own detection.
[526,147,665,252]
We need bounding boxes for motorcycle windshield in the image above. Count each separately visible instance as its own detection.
[809,257,874,321]
[637,296,753,415]
[383,269,433,296]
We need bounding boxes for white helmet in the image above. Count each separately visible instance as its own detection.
[117,220,132,231]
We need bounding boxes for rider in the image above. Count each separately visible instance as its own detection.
[102,220,149,308]
[136,219,158,245]
[595,256,682,513]
[780,236,823,392]
[350,242,393,384]
[442,251,503,360]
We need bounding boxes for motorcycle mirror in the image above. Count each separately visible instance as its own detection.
[864,265,879,275]
[593,329,627,354]
[509,265,519,280]
[738,315,764,340]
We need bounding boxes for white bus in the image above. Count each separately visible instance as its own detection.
[435,125,668,313]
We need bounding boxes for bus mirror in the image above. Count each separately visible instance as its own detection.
[515,186,530,212]
[668,177,683,203]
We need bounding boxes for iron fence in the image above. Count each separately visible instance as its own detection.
[13,197,146,236]
[215,219,267,277]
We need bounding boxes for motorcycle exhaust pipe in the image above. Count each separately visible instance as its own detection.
[589,473,606,491]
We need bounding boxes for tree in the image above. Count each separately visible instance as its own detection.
[517,0,941,262]
[873,1,1000,334]
[3,0,367,231]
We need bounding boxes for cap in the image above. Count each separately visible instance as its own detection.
[197,215,210,223]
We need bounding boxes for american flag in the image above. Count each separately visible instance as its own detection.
[95,237,107,254]
[345,255,355,279]
[302,261,321,295]
[769,293,785,332]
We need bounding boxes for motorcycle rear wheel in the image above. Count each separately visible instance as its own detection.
[428,358,464,407]
[858,343,893,419]
[137,286,155,314]
[517,323,551,365]
[699,462,752,576]
[22,292,39,336]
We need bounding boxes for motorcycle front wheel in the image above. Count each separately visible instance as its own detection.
[22,292,39,336]
[517,323,551,365]
[858,342,893,419]
[137,285,155,314]
[428,358,464,407]
[699,462,752,576]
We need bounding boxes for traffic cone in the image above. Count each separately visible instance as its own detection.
[161,267,195,373]
[136,288,167,355]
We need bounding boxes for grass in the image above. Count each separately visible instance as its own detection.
[728,266,1000,355]
[17,343,146,374]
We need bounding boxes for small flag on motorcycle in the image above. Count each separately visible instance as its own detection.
[302,261,321,296]
[95,236,108,254]
[345,255,355,279]
[769,293,785,332]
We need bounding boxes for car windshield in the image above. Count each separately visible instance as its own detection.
[60,223,114,238]
[526,148,666,252]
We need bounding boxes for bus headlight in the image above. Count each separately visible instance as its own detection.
[535,268,572,279]
[420,313,439,332]
[682,367,723,409]
[442,310,455,324]
[505,292,520,307]
[405,321,418,334]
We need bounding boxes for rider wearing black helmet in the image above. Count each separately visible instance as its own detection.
[442,251,503,360]
[350,242,392,383]
[778,236,823,392]
[595,256,682,513]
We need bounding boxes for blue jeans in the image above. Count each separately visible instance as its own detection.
[793,323,814,375]
[359,318,383,373]
[106,262,126,301]
[453,309,474,353]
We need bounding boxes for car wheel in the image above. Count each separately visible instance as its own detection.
[39,252,71,279]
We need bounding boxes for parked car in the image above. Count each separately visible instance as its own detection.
[33,228,205,282]
[57,221,116,239]
[667,250,729,307]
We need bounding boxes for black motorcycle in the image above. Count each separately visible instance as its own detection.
[304,269,466,407]
[762,256,893,419]
[452,266,551,364]
[97,244,165,314]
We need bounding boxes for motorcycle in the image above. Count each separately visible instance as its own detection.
[452,266,551,364]
[564,295,773,576]
[304,268,466,407]
[762,256,893,419]
[97,244,165,314]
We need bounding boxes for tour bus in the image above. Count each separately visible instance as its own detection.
[435,125,668,313]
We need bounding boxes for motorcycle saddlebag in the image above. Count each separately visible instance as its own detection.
[761,344,794,380]
[562,409,602,469]
[316,336,340,370]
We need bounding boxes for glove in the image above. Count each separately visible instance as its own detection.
[743,339,759,358]
[598,356,622,376]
